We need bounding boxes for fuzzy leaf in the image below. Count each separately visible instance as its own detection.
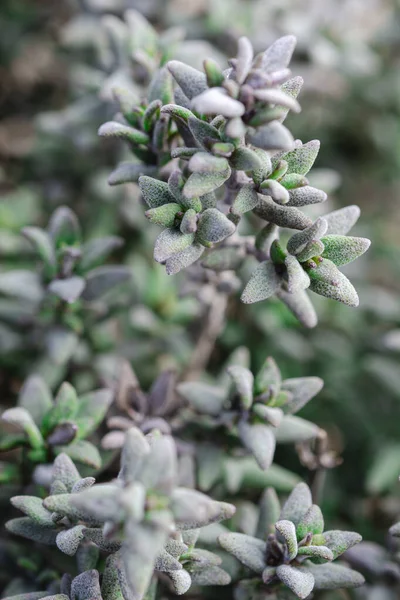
[284,256,310,293]
[324,205,360,236]
[184,168,230,198]
[321,235,370,266]
[275,520,298,560]
[253,404,284,427]
[168,61,208,99]
[262,35,297,73]
[119,427,150,484]
[254,356,281,396]
[6,517,57,545]
[204,58,225,87]
[172,488,235,529]
[74,389,113,440]
[148,66,174,105]
[139,176,176,208]
[241,261,281,304]
[145,203,181,227]
[56,525,85,556]
[48,277,85,304]
[180,209,197,234]
[256,487,281,538]
[187,116,221,148]
[165,243,204,275]
[296,240,325,263]
[48,207,80,247]
[58,440,101,469]
[10,495,53,526]
[1,407,44,449]
[232,184,259,214]
[202,247,245,271]
[260,179,290,205]
[280,482,312,525]
[253,89,300,113]
[137,433,178,495]
[296,505,324,540]
[41,382,78,436]
[190,566,231,586]
[305,563,365,590]
[276,565,314,599]
[287,186,327,207]
[297,545,333,561]
[254,197,312,230]
[52,453,80,491]
[281,377,324,414]
[306,258,359,307]
[101,554,125,600]
[275,415,320,444]
[196,208,235,245]
[248,122,294,152]
[189,153,229,174]
[108,162,155,185]
[227,366,254,410]
[219,532,266,574]
[22,227,56,268]
[287,218,328,256]
[282,140,320,175]
[82,266,130,301]
[83,528,121,553]
[192,88,244,117]
[236,36,254,83]
[229,147,263,171]
[277,288,318,328]
[71,569,102,600]
[154,229,194,263]
[177,382,225,416]
[168,570,192,595]
[18,375,52,427]
[323,530,362,559]
[238,421,276,470]
[98,122,149,145]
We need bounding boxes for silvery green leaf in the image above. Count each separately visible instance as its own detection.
[71,477,95,493]
[148,66,174,105]
[165,536,188,558]
[229,147,263,171]
[248,122,294,152]
[323,530,362,558]
[238,421,276,470]
[80,236,124,271]
[296,240,325,263]
[161,103,195,124]
[154,549,182,572]
[58,440,101,469]
[281,140,320,176]
[324,205,360,235]
[122,520,169,600]
[82,266,130,301]
[184,168,231,199]
[190,566,231,586]
[21,227,55,269]
[227,366,254,410]
[180,209,197,234]
[6,517,57,545]
[119,427,150,484]
[18,375,52,426]
[168,570,192,595]
[306,258,359,307]
[276,416,320,444]
[139,176,175,208]
[277,288,318,328]
[189,152,229,174]
[189,548,222,566]
[98,122,149,145]
[108,162,155,186]
[0,593,52,600]
[251,148,272,186]
[48,206,80,247]
[177,381,225,416]
[74,388,113,440]
[56,524,85,556]
[219,532,266,574]
[287,218,328,256]
[171,147,200,159]
[0,270,43,302]
[275,520,298,560]
[145,203,181,227]
[142,99,162,133]
[48,277,85,303]
[256,487,281,538]
[172,488,235,529]
[52,453,80,492]
[276,564,314,599]
[43,493,86,521]
[280,173,309,190]
[281,76,304,102]
[101,554,125,600]
[83,528,121,552]
[137,433,178,495]
[196,208,235,245]
[321,235,370,266]
[224,457,300,495]
[305,563,365,590]
[69,484,120,522]
[252,404,284,427]
[287,186,327,207]
[262,35,297,73]
[296,504,324,540]
[10,496,53,526]
[284,256,310,294]
[168,61,208,99]
[192,88,244,117]
[253,89,300,113]
[165,243,204,275]
[71,569,101,600]
[280,482,312,525]
[297,545,333,561]
[241,261,281,304]
[203,58,225,87]
[202,247,246,271]
[41,382,78,435]
[1,407,44,449]
[254,356,281,396]
[154,229,195,263]
[232,184,259,214]
[260,179,290,205]
[254,197,312,230]
[281,377,324,414]
[235,36,254,84]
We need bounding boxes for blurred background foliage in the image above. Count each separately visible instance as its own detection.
[0,0,400,559]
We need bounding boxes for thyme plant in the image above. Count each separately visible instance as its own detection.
[1,15,373,600]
